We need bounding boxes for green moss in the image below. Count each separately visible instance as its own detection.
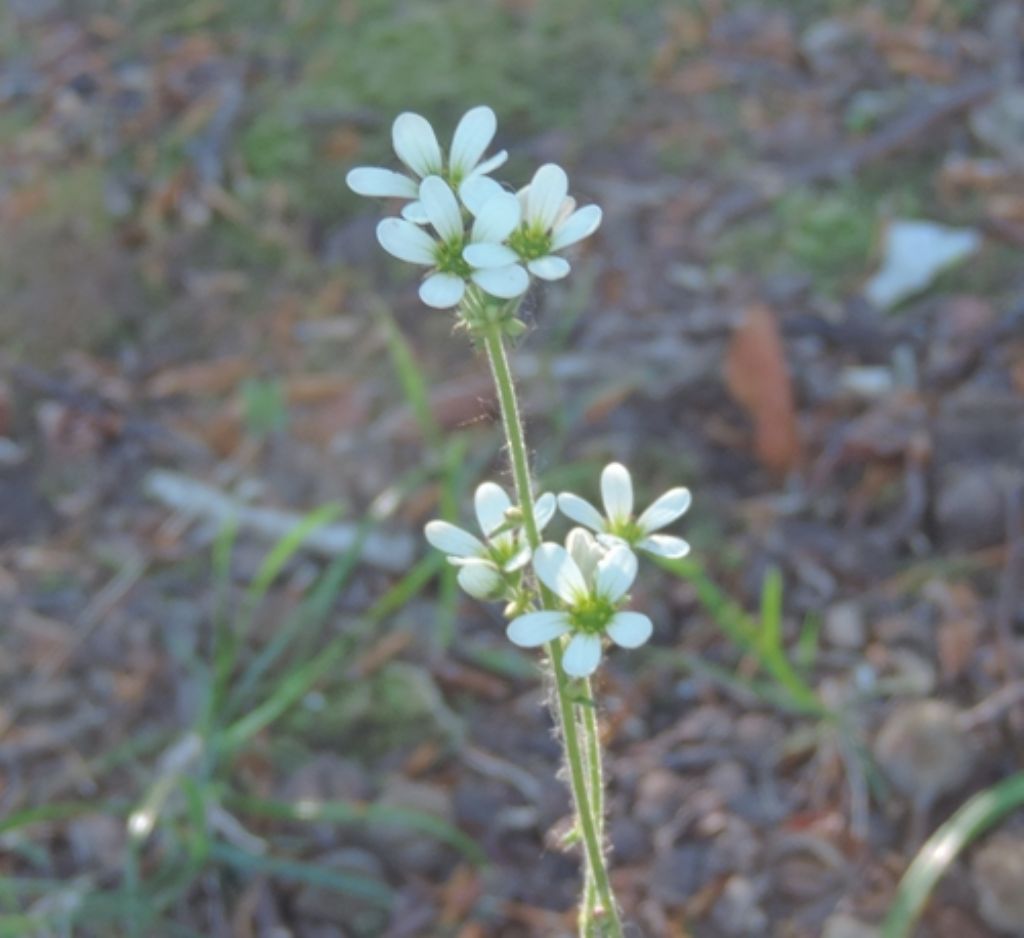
[242,110,314,179]
[712,175,927,297]
[779,188,878,291]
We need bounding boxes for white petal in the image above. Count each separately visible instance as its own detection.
[376,218,437,265]
[457,561,504,600]
[638,534,691,559]
[460,175,504,216]
[471,265,529,299]
[534,493,557,532]
[601,463,634,524]
[606,611,653,649]
[392,112,442,177]
[464,242,519,269]
[470,150,508,178]
[419,176,463,242]
[424,520,484,558]
[449,105,497,178]
[566,527,602,582]
[595,532,630,553]
[595,545,637,602]
[507,611,571,647]
[557,493,605,532]
[562,633,602,677]
[400,200,429,224]
[554,196,577,228]
[526,163,569,230]
[515,185,529,216]
[474,481,512,537]
[346,167,419,199]
[551,204,602,251]
[471,191,521,244]
[533,543,588,605]
[419,273,465,309]
[637,487,692,534]
[504,540,532,572]
[527,256,570,280]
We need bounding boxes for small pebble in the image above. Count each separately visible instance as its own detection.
[874,700,970,803]
[936,469,1006,550]
[822,913,880,938]
[972,834,1024,934]
[710,875,768,936]
[825,600,867,649]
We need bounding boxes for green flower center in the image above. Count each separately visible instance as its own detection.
[434,237,472,278]
[604,517,644,544]
[487,533,521,570]
[568,594,616,635]
[508,223,553,261]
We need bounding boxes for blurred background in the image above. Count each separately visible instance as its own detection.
[2,0,1024,935]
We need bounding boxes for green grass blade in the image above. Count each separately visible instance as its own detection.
[759,566,783,660]
[796,611,822,671]
[217,637,348,754]
[211,515,239,605]
[434,437,468,648]
[657,557,758,649]
[196,517,240,735]
[883,773,1024,938]
[208,842,394,907]
[228,794,484,863]
[377,305,467,646]
[657,557,826,717]
[0,802,123,835]
[228,523,368,714]
[668,650,807,713]
[377,305,441,448]
[220,549,444,754]
[365,552,445,622]
[0,914,46,936]
[229,454,447,715]
[243,503,342,614]
[208,504,342,729]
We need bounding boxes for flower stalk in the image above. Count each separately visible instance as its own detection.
[480,317,624,937]
[349,106,693,936]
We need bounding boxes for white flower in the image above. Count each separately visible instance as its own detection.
[376,176,529,308]
[506,539,653,677]
[425,482,556,599]
[507,163,602,281]
[346,106,508,222]
[557,462,691,559]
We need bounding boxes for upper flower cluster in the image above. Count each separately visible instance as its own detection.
[425,462,691,677]
[347,106,602,310]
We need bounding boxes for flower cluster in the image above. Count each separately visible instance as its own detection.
[347,106,602,312]
[424,482,556,602]
[426,463,691,677]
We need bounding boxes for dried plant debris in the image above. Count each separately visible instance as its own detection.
[2,0,1023,934]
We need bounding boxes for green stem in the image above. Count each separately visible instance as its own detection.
[580,679,605,823]
[480,320,541,547]
[580,679,605,933]
[481,320,623,938]
[581,873,597,937]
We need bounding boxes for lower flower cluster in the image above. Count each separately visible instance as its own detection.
[425,462,691,678]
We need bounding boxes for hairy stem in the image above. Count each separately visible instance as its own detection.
[580,678,605,932]
[481,320,623,937]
